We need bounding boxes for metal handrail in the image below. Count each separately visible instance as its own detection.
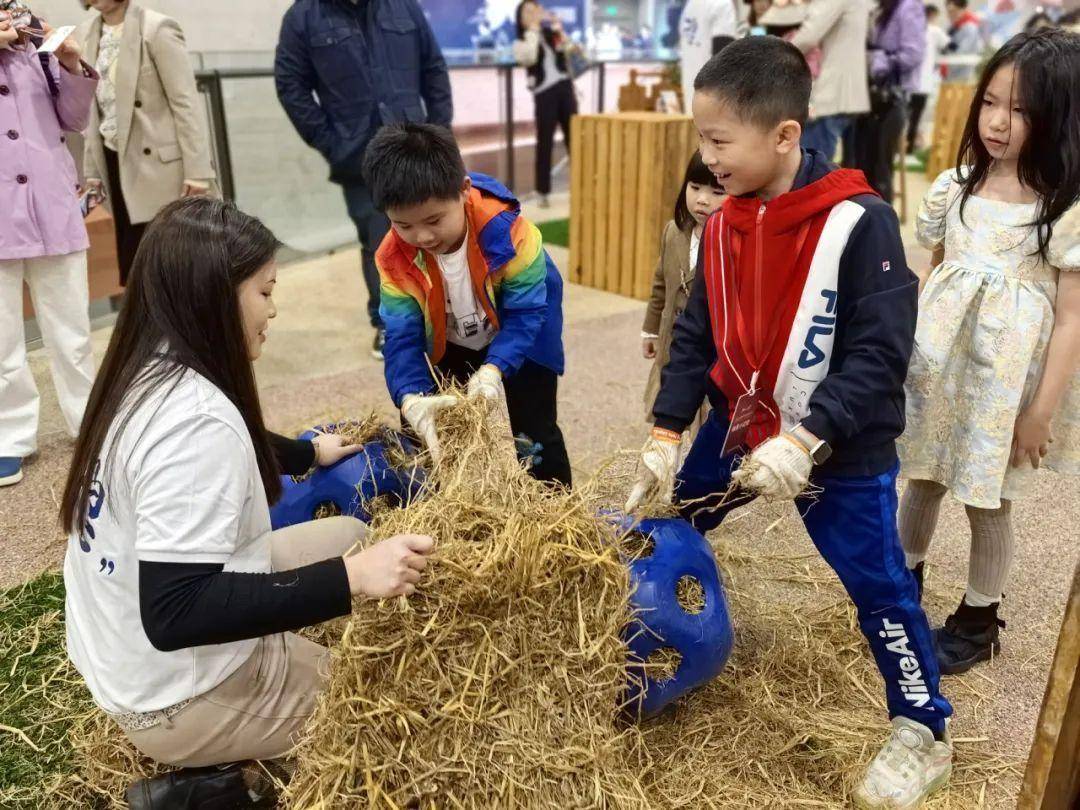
[193,56,676,201]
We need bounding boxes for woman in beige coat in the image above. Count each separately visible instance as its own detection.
[641,153,725,433]
[77,0,214,286]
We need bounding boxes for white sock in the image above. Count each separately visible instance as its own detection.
[963,587,998,608]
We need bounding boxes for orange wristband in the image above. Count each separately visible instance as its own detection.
[781,432,812,456]
[651,427,682,444]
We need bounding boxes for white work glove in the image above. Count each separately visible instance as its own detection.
[401,393,458,462]
[624,427,682,512]
[466,363,503,402]
[731,435,813,500]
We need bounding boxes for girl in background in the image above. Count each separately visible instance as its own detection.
[899,30,1080,674]
[641,152,725,436]
[0,10,97,488]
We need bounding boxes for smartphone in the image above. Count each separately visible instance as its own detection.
[79,186,105,217]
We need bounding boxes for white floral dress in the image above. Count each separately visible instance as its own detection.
[899,169,1080,508]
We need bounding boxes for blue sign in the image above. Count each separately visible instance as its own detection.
[418,0,586,53]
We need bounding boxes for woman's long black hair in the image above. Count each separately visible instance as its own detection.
[673,152,725,232]
[61,197,283,537]
[955,29,1080,261]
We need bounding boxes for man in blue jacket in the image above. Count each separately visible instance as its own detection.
[274,0,453,359]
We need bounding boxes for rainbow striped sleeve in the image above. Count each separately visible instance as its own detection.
[378,264,436,406]
[499,218,547,295]
[484,217,550,376]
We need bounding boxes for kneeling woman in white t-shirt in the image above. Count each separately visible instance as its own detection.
[60,197,433,801]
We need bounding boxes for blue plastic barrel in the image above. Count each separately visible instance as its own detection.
[620,516,735,719]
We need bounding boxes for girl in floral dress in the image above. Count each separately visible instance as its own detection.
[898,29,1080,674]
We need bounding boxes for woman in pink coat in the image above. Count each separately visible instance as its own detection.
[0,10,99,487]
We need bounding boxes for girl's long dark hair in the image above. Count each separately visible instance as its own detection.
[61,197,283,537]
[955,29,1080,260]
[674,152,725,232]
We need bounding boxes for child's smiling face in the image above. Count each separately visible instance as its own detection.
[979,62,1028,164]
[692,90,799,199]
[387,178,471,255]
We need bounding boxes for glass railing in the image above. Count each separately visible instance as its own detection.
[191,51,677,256]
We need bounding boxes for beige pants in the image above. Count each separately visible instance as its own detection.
[124,516,367,767]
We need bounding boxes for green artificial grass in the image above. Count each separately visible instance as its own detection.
[0,571,90,806]
[538,217,570,249]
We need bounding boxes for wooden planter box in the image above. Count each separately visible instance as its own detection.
[568,112,698,301]
[926,82,977,180]
[22,206,121,318]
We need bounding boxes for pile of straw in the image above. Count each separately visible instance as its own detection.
[15,399,1020,807]
[283,395,646,805]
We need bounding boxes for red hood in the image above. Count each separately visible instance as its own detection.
[702,168,877,448]
[723,169,878,235]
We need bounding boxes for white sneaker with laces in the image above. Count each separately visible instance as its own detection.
[854,717,952,809]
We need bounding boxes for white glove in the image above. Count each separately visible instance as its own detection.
[731,435,813,500]
[624,428,682,512]
[401,393,458,462]
[467,363,503,402]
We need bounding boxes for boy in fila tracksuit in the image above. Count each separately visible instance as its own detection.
[626,36,953,809]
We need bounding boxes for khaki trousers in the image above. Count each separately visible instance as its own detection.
[124,516,366,767]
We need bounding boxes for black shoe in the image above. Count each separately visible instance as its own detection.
[933,600,1004,675]
[371,327,386,361]
[126,764,270,809]
[911,562,925,602]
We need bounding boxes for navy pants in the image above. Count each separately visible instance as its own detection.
[677,412,953,734]
[342,181,390,328]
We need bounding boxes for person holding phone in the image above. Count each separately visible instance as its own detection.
[513,1,579,207]
[0,9,98,488]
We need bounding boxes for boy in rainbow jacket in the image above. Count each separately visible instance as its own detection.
[362,122,570,485]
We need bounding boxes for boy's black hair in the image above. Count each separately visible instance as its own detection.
[693,36,811,128]
[924,4,939,16]
[362,123,467,211]
[673,152,724,232]
[956,29,1080,261]
[946,0,968,9]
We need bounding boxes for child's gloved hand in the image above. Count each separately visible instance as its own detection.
[624,427,682,512]
[401,393,458,462]
[466,363,503,402]
[732,435,812,500]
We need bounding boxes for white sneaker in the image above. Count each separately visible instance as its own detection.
[853,717,952,809]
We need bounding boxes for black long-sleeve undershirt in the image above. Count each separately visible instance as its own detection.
[138,558,351,652]
[268,432,316,477]
[137,431,350,652]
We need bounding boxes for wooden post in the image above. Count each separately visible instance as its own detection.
[1019,560,1080,809]
[926,82,977,179]
[569,112,697,302]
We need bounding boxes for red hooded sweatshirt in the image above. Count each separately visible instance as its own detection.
[701,169,878,447]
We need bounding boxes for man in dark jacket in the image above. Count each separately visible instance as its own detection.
[274,0,453,359]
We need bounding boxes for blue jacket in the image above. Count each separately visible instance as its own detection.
[653,150,918,477]
[377,174,565,407]
[274,0,453,183]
